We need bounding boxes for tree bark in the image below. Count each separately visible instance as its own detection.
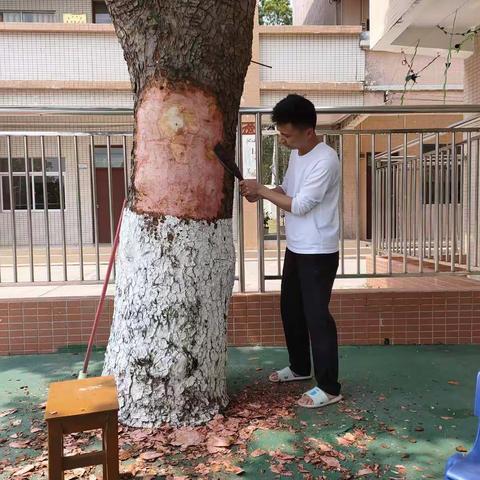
[102,0,256,427]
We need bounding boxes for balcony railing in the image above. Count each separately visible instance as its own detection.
[0,105,480,291]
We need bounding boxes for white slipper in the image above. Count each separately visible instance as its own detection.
[269,366,312,383]
[298,386,343,408]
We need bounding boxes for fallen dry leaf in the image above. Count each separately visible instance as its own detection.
[320,456,341,470]
[456,445,468,453]
[194,462,212,475]
[337,432,356,446]
[64,468,86,479]
[448,380,460,385]
[121,462,139,476]
[297,463,309,474]
[119,449,134,461]
[270,451,295,462]
[441,416,454,420]
[171,428,205,448]
[337,437,352,447]
[350,415,364,421]
[251,448,266,457]
[140,451,163,461]
[13,464,35,476]
[270,462,292,475]
[9,440,30,449]
[0,408,17,417]
[357,467,375,477]
[226,465,244,475]
[308,437,333,453]
[129,429,149,442]
[206,434,233,453]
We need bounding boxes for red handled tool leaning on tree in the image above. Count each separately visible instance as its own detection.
[79,199,126,379]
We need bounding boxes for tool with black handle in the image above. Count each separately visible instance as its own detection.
[214,143,244,181]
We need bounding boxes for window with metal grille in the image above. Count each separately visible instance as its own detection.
[0,11,56,23]
[93,1,111,24]
[0,158,65,211]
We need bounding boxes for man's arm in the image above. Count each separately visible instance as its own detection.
[241,163,331,215]
[244,185,285,204]
[258,185,292,212]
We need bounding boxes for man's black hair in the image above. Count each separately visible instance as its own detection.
[271,94,317,129]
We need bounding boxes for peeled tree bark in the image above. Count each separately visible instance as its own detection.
[102,0,256,426]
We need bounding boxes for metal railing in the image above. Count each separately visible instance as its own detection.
[0,105,479,291]
[0,127,133,284]
[235,105,480,291]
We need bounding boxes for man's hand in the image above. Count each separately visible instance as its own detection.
[240,180,265,198]
[240,180,293,212]
[245,194,260,203]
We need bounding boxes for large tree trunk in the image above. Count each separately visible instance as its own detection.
[102,0,256,427]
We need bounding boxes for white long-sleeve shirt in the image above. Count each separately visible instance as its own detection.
[281,142,340,254]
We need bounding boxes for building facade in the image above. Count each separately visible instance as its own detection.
[367,0,480,272]
[0,0,471,254]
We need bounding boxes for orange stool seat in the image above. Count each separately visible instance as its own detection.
[45,376,119,480]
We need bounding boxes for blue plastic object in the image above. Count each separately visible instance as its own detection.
[445,372,480,479]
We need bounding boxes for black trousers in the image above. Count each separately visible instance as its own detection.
[280,248,341,396]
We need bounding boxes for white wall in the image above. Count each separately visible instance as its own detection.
[0,31,128,82]
[261,90,363,107]
[260,33,365,83]
[0,90,133,108]
[291,0,337,26]
[369,0,411,50]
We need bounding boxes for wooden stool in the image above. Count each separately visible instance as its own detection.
[45,376,119,480]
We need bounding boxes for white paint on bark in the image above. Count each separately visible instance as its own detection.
[103,208,235,427]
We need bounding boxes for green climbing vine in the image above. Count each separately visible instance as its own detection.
[438,14,480,103]
[400,41,440,105]
[399,8,479,105]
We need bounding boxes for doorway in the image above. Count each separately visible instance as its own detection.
[93,146,127,243]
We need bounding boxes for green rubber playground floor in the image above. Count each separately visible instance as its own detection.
[1,345,479,479]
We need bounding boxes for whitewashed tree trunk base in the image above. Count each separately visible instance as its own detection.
[103,208,235,427]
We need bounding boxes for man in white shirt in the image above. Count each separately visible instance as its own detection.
[240,94,342,408]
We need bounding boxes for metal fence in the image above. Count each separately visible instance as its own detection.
[1,105,480,291]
